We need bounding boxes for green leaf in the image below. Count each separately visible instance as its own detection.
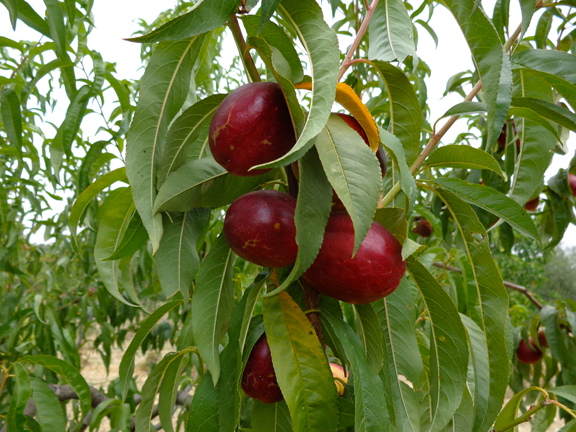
[512,97,576,132]
[354,304,384,374]
[438,101,487,120]
[44,0,75,96]
[0,0,50,35]
[89,399,122,431]
[69,167,127,246]
[192,234,236,384]
[548,386,576,405]
[252,400,292,432]
[187,371,219,432]
[264,291,339,432]
[512,49,576,110]
[432,189,509,432]
[255,0,340,169]
[368,0,416,63]
[258,0,282,31]
[30,378,66,432]
[103,210,148,261]
[493,386,549,430]
[370,61,423,165]
[126,36,207,252]
[518,0,536,39]
[266,149,331,297]
[323,312,391,432]
[157,94,226,186]
[507,107,561,140]
[154,157,275,213]
[2,0,18,29]
[94,188,140,307]
[432,177,540,241]
[127,0,239,43]
[443,0,512,147]
[0,88,23,150]
[19,355,92,418]
[118,300,183,400]
[7,363,32,432]
[447,387,475,432]
[405,257,469,432]
[156,209,210,300]
[316,114,382,253]
[425,144,505,178]
[135,350,190,432]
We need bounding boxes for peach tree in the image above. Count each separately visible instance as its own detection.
[2,0,576,431]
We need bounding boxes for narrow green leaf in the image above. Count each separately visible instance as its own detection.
[512,97,576,131]
[370,61,423,165]
[157,94,226,186]
[252,400,292,432]
[438,101,487,120]
[255,0,340,169]
[432,189,509,432]
[0,88,23,150]
[405,257,468,432]
[323,312,391,432]
[20,355,91,418]
[264,291,339,432]
[126,36,207,252]
[425,144,505,177]
[548,386,576,405]
[127,0,239,43]
[432,177,540,241]
[369,0,416,63]
[316,114,382,253]
[518,0,536,39]
[135,350,190,432]
[187,371,219,432]
[443,0,512,146]
[507,106,561,139]
[156,209,210,300]
[94,188,140,307]
[69,167,127,246]
[354,304,384,374]
[118,300,183,400]
[7,363,31,432]
[192,234,236,384]
[447,387,475,432]
[258,0,282,31]
[3,0,18,28]
[30,378,66,432]
[89,399,122,431]
[154,157,275,213]
[493,386,548,430]
[103,211,148,261]
[0,0,50,35]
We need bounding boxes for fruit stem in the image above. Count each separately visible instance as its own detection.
[338,0,380,81]
[493,399,550,432]
[303,280,324,344]
[228,14,262,83]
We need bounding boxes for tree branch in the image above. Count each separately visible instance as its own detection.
[433,262,544,309]
[228,14,261,83]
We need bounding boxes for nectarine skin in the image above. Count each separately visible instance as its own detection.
[568,173,576,197]
[209,82,296,176]
[224,190,298,268]
[516,337,543,364]
[524,197,540,211]
[303,213,405,304]
[241,334,283,403]
[413,218,433,238]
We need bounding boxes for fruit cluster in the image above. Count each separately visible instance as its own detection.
[209,81,406,403]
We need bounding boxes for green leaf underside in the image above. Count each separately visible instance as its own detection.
[128,0,239,43]
[316,115,381,253]
[252,400,292,432]
[30,378,67,432]
[254,0,340,170]
[433,189,509,432]
[154,157,276,213]
[425,144,505,177]
[126,36,207,252]
[405,258,469,432]
[118,300,183,400]
[323,312,391,432]
[192,234,235,385]
[354,304,384,374]
[432,177,540,241]
[369,0,416,64]
[370,61,423,165]
[443,0,512,147]
[7,363,31,432]
[264,291,339,432]
[156,209,210,300]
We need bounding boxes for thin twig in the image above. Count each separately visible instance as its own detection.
[228,14,261,83]
[433,262,544,309]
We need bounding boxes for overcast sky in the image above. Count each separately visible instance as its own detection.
[1,0,574,247]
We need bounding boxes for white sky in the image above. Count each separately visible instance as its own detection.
[0,0,574,247]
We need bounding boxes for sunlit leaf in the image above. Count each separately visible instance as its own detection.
[425,144,505,177]
[369,0,416,63]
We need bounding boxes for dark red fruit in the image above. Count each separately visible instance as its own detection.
[516,337,543,364]
[524,197,540,211]
[336,113,387,177]
[538,329,548,349]
[302,213,405,304]
[568,173,576,197]
[498,122,521,149]
[241,334,283,403]
[209,82,296,177]
[224,190,298,268]
[413,218,433,238]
